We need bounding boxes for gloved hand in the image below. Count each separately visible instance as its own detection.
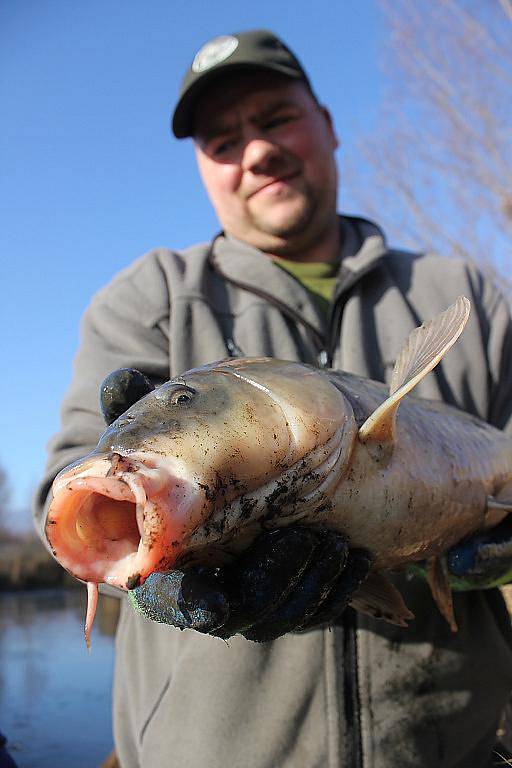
[409,516,512,591]
[446,515,512,590]
[128,526,372,642]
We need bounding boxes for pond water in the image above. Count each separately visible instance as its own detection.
[0,589,118,768]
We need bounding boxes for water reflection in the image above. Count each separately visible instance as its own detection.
[0,589,118,768]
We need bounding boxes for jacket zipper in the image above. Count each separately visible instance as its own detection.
[343,609,363,768]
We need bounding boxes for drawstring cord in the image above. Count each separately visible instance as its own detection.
[207,232,331,368]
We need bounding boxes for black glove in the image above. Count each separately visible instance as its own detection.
[408,515,512,592]
[446,515,512,590]
[128,526,372,642]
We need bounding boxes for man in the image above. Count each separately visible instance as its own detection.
[35,30,512,768]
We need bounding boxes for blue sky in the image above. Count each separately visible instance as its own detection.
[1,1,386,528]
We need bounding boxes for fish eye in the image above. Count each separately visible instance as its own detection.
[170,387,196,405]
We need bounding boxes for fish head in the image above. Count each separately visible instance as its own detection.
[46,358,356,590]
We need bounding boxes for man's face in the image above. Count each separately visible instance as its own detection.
[193,72,339,255]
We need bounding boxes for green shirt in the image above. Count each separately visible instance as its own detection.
[273,257,338,316]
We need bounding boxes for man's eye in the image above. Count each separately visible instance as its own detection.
[264,114,296,130]
[212,138,237,157]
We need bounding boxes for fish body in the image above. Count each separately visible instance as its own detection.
[323,370,512,568]
[45,298,512,639]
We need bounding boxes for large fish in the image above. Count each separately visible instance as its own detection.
[45,298,512,644]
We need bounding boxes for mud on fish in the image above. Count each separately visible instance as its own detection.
[45,297,512,646]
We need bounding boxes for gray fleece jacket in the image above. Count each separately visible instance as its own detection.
[34,216,512,768]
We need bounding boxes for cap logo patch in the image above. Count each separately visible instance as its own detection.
[192,35,239,73]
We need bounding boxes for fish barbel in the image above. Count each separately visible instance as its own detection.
[45,297,512,644]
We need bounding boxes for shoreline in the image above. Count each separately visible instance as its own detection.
[0,533,78,590]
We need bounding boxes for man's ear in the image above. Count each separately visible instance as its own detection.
[320,106,339,150]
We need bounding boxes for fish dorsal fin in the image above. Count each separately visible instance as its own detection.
[359,297,471,445]
[426,556,458,632]
[349,572,415,627]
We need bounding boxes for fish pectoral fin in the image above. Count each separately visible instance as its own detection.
[349,572,415,627]
[358,296,471,445]
[426,556,458,632]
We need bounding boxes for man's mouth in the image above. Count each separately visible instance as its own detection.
[248,171,301,199]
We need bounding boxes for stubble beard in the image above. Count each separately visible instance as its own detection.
[246,181,322,254]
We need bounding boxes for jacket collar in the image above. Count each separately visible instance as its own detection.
[209,215,388,338]
[335,215,388,295]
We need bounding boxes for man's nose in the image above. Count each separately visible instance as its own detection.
[241,137,283,174]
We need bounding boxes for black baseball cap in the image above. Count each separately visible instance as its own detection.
[171,29,313,139]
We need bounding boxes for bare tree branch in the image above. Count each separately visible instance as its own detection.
[346,0,511,288]
[498,0,512,21]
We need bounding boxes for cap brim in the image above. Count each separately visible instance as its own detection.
[171,62,305,139]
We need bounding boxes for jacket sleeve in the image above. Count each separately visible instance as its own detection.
[467,263,512,435]
[33,253,171,543]
[485,290,512,436]
[447,288,512,588]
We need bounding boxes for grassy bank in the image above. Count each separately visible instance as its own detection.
[0,531,77,590]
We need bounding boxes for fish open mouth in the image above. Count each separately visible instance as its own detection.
[47,477,141,586]
[46,452,203,648]
[46,453,191,591]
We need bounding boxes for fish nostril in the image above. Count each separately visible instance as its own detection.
[116,415,136,427]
